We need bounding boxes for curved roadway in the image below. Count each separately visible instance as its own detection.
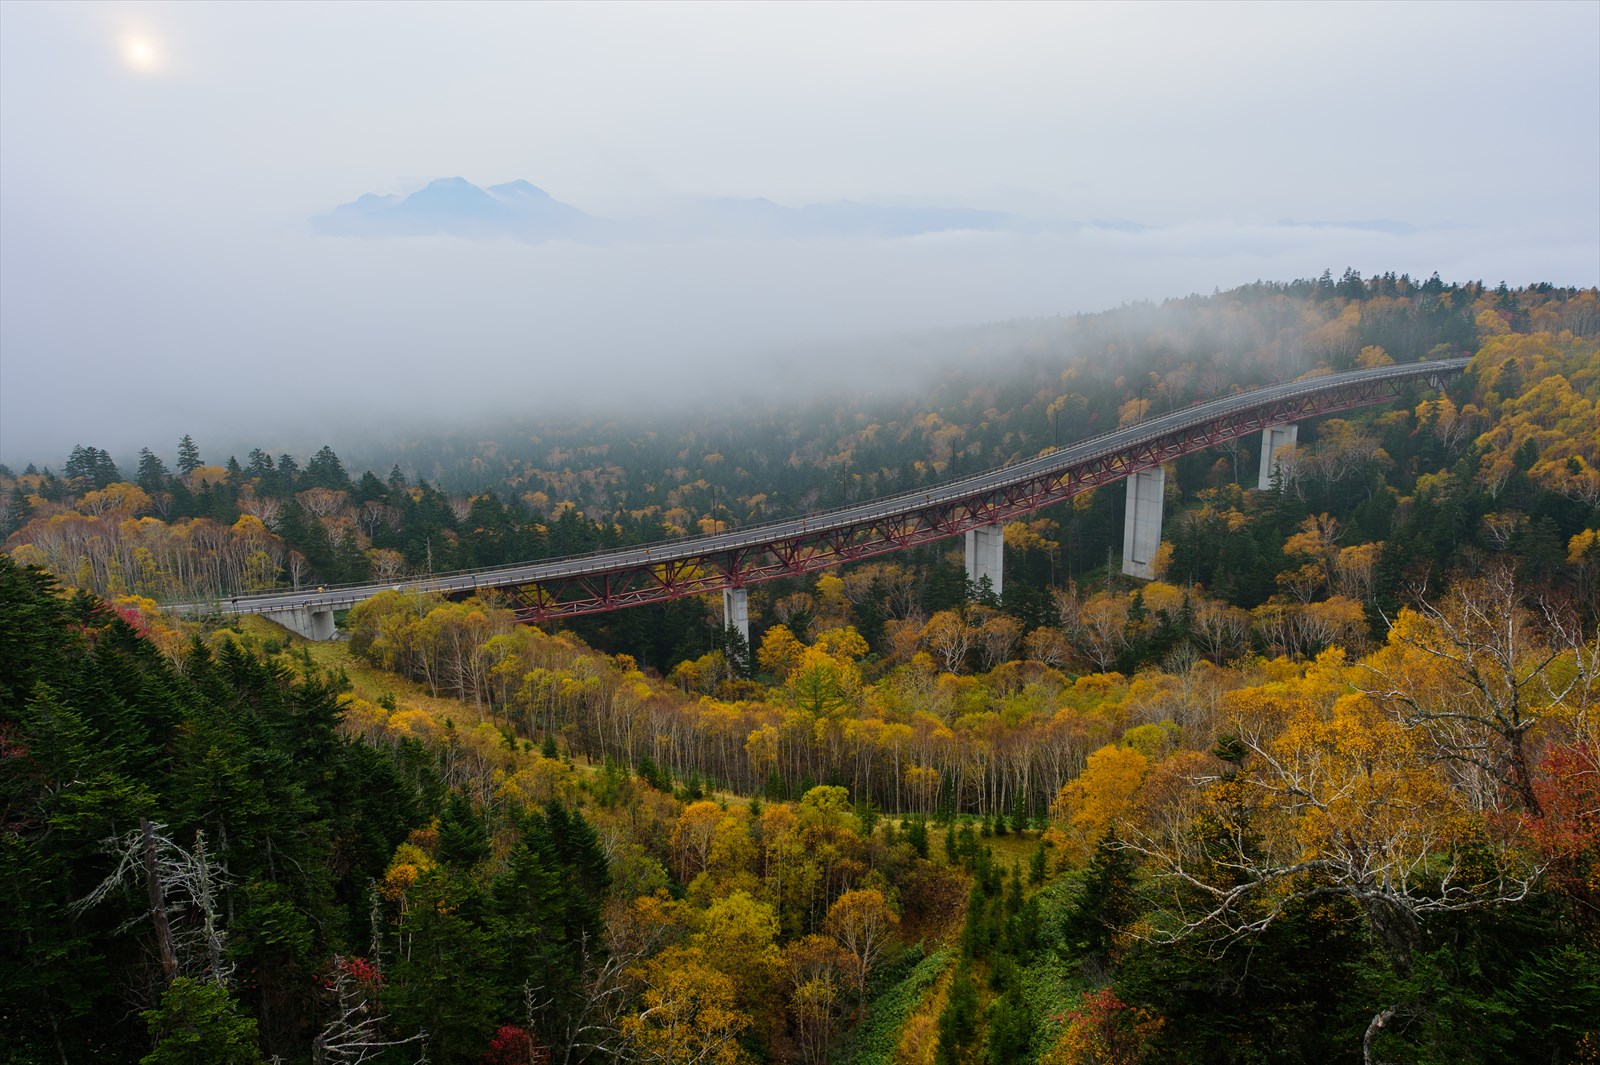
[201,358,1469,617]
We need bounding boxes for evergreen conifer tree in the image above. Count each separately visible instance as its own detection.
[177,435,202,475]
[138,448,171,491]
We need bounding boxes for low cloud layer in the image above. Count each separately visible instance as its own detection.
[313,178,1449,253]
[4,207,1586,468]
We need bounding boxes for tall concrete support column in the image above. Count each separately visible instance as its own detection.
[1258,423,1299,490]
[1122,466,1166,579]
[722,586,750,648]
[965,524,1005,598]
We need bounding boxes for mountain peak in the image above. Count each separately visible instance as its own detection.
[489,179,551,199]
[313,177,591,240]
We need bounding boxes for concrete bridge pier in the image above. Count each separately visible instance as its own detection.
[1121,466,1166,580]
[268,603,338,641]
[965,524,1005,598]
[1258,423,1298,490]
[722,587,750,649]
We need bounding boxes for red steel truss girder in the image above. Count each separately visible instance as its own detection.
[503,374,1424,623]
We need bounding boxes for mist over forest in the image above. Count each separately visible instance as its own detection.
[11,215,1581,467]
[0,272,1569,488]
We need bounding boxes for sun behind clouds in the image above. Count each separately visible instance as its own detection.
[119,33,163,73]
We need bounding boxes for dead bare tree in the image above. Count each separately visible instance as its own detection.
[1360,566,1599,817]
[527,925,642,1065]
[311,956,428,1065]
[75,820,233,987]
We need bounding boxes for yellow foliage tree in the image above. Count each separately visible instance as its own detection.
[672,800,728,883]
[758,625,805,678]
[1051,744,1150,859]
[822,888,900,1004]
[620,946,751,1065]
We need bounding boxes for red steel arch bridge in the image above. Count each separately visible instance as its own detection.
[214,358,1468,640]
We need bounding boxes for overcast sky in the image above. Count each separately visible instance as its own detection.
[2,0,1596,466]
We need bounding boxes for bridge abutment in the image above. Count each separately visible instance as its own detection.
[965,525,1005,598]
[1258,423,1298,490]
[1121,466,1166,579]
[268,604,338,641]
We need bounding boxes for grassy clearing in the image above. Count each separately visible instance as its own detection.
[929,821,1048,871]
[228,615,486,722]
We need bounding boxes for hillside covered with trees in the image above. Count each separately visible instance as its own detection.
[4,274,1598,1064]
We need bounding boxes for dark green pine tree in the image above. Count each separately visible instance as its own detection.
[303,446,351,491]
[298,513,337,579]
[138,447,172,492]
[460,492,515,568]
[63,445,120,488]
[275,453,301,493]
[387,869,503,1062]
[905,818,930,861]
[436,792,491,868]
[353,469,389,505]
[1,487,28,538]
[331,527,370,584]
[925,554,968,613]
[1061,831,1139,963]
[934,960,979,1065]
[541,802,612,936]
[93,447,121,487]
[490,819,571,1035]
[961,879,991,959]
[245,448,276,482]
[1008,790,1029,834]
[141,977,263,1065]
[177,434,202,475]
[547,506,595,557]
[719,622,753,679]
[984,987,1034,1065]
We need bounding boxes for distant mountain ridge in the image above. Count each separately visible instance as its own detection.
[310,180,1081,243]
[313,177,600,240]
[313,178,1424,245]
[313,178,1066,242]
